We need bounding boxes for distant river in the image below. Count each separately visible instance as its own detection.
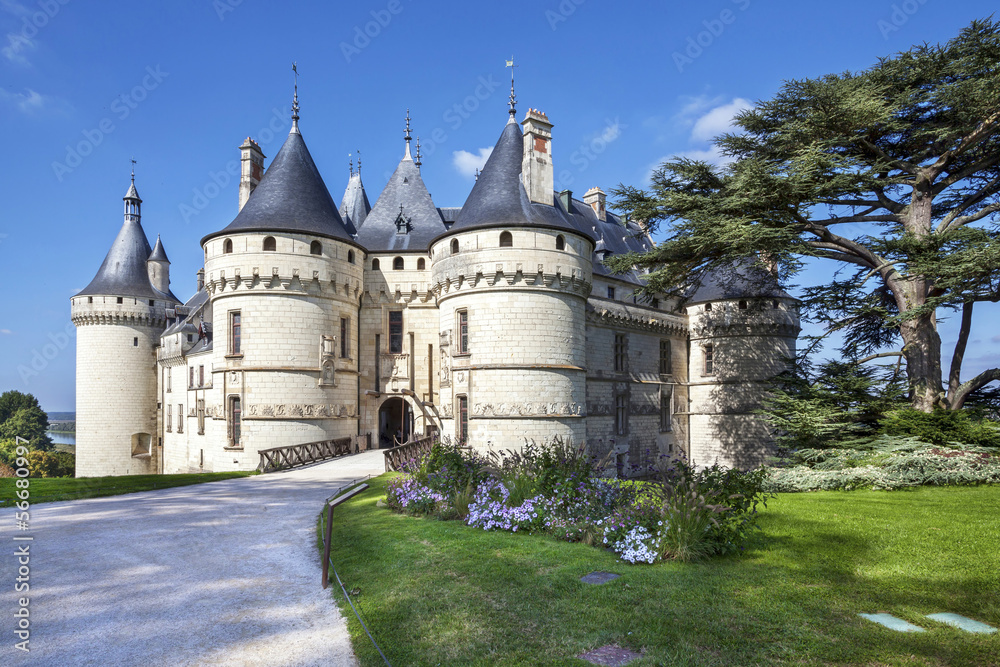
[47,431,76,446]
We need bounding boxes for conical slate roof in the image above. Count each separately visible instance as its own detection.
[355,152,446,251]
[441,119,586,241]
[76,219,177,302]
[148,235,169,262]
[685,260,791,305]
[339,172,370,237]
[202,129,355,245]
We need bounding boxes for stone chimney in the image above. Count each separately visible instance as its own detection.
[521,109,553,206]
[583,187,607,222]
[239,137,265,211]
[196,268,205,292]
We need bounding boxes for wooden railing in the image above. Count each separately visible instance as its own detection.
[383,435,435,472]
[258,436,354,473]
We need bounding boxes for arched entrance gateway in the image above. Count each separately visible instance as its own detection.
[378,397,414,448]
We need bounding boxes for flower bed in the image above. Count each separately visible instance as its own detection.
[384,439,772,563]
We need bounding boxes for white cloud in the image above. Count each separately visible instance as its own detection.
[0,329,11,335]
[0,88,68,115]
[2,31,34,65]
[452,147,492,179]
[690,98,752,142]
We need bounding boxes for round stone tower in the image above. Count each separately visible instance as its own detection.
[685,262,801,468]
[429,108,594,451]
[72,175,180,476]
[199,97,364,469]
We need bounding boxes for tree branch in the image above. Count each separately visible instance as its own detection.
[853,351,905,365]
[853,137,919,174]
[942,201,1000,232]
[926,109,1000,181]
[948,368,1000,410]
[947,301,974,398]
[938,175,1000,231]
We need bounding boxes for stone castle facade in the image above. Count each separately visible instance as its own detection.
[71,91,800,477]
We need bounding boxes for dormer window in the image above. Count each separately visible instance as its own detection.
[394,205,411,234]
[499,231,513,247]
[263,236,276,251]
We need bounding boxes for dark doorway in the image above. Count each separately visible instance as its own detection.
[378,397,413,448]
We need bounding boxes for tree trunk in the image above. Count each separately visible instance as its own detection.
[898,310,945,412]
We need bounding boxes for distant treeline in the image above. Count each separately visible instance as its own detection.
[47,412,75,421]
[48,422,76,433]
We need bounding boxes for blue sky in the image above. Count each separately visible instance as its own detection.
[1,0,997,412]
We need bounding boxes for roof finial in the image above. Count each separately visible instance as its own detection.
[475,168,480,182]
[357,149,362,175]
[414,136,422,169]
[404,108,412,159]
[130,156,136,182]
[349,153,354,177]
[291,62,300,132]
[506,56,518,121]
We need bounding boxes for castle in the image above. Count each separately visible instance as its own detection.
[70,85,800,477]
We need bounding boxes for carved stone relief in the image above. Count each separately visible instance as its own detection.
[472,402,584,417]
[244,403,357,419]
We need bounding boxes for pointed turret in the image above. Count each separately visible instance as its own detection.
[77,174,177,301]
[355,112,446,251]
[202,128,354,244]
[443,112,585,240]
[339,153,370,236]
[147,235,171,295]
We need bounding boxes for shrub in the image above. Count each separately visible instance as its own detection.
[879,408,1000,447]
[657,475,727,562]
[385,476,447,516]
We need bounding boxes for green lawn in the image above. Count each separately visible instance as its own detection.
[0,471,255,506]
[324,476,1000,666]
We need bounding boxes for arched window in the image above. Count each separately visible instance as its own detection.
[263,236,276,251]
[223,238,233,254]
[348,250,355,264]
[738,300,748,310]
[451,239,459,255]
[704,303,713,311]
[417,257,425,270]
[310,240,322,255]
[499,231,513,247]
[393,257,404,270]
[372,258,380,270]
[556,235,565,250]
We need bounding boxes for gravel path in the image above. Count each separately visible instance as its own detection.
[0,450,386,666]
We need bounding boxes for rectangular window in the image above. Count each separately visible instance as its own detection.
[614,334,627,372]
[615,393,628,436]
[199,365,205,387]
[177,404,183,433]
[704,344,714,376]
[374,334,381,389]
[458,310,469,354]
[389,311,403,353]
[166,370,172,393]
[189,367,195,389]
[660,386,672,432]
[230,396,241,447]
[659,339,672,375]
[166,404,172,432]
[197,399,205,435]
[458,395,468,444]
[230,311,242,355]
[340,317,349,358]
[607,286,615,300]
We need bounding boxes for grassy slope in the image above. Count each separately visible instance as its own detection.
[325,476,1000,666]
[0,471,255,506]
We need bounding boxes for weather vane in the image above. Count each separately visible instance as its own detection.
[130,156,136,180]
[506,56,517,117]
[291,62,300,128]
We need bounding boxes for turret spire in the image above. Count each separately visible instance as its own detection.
[291,62,300,133]
[506,56,517,121]
[404,108,412,160]
[124,162,141,223]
